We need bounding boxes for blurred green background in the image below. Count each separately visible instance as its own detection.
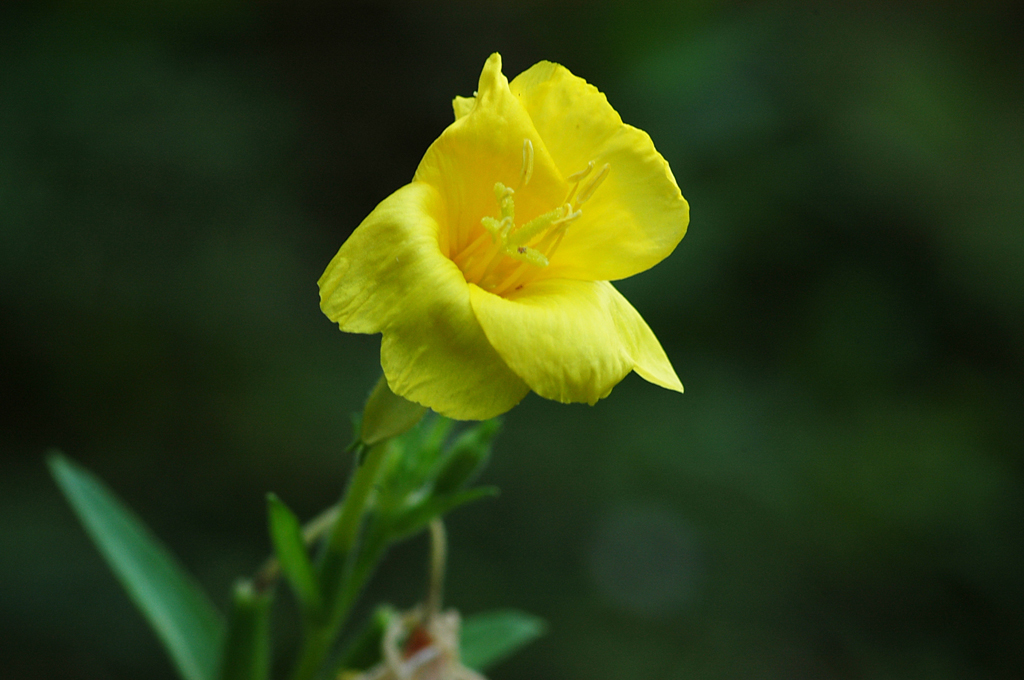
[2,1,1022,678]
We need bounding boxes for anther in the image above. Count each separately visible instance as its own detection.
[566,161,595,184]
[575,163,610,207]
[520,139,534,187]
[552,203,582,225]
[508,245,549,268]
[494,182,515,221]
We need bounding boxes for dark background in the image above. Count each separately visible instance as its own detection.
[2,1,1022,678]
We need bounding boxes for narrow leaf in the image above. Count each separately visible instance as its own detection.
[460,609,546,672]
[48,452,224,680]
[266,494,322,616]
[218,581,272,680]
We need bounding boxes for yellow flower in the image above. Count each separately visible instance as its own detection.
[319,54,688,420]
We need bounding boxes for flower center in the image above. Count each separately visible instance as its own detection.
[452,139,610,297]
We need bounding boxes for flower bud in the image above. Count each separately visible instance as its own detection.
[360,375,427,446]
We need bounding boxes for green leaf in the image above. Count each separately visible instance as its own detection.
[266,494,322,616]
[460,609,546,672]
[48,452,225,680]
[218,581,272,680]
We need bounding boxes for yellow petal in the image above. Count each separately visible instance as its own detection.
[319,182,441,333]
[468,279,682,404]
[452,95,475,120]
[510,62,689,281]
[318,182,529,420]
[415,54,567,262]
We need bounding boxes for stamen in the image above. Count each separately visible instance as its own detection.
[529,219,570,259]
[551,203,582,226]
[480,216,502,240]
[490,263,531,297]
[564,161,594,206]
[507,207,563,247]
[470,245,509,286]
[520,139,534,187]
[453,228,493,268]
[462,159,612,295]
[508,244,549,268]
[494,183,515,221]
[566,161,595,184]
[575,163,610,207]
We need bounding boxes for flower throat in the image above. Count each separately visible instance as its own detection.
[452,139,610,297]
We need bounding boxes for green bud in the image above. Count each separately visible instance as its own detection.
[360,375,427,446]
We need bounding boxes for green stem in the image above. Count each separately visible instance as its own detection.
[287,627,334,680]
[425,519,446,619]
[325,443,388,559]
[287,441,391,680]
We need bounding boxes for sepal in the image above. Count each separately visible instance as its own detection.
[360,374,427,446]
